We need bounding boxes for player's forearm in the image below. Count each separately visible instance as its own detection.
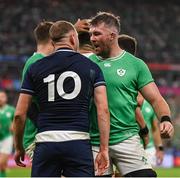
[13,114,26,150]
[97,108,110,151]
[151,97,171,121]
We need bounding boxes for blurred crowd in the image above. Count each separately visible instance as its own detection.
[0,0,179,149]
[0,0,180,63]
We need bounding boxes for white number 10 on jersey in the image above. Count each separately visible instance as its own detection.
[43,71,81,101]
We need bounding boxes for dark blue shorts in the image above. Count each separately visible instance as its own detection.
[31,139,94,177]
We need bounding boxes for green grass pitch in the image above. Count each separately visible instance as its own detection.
[5,167,180,177]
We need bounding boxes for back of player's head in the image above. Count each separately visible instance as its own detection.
[118,34,137,55]
[90,11,120,34]
[50,20,79,51]
[34,21,53,44]
[49,21,77,43]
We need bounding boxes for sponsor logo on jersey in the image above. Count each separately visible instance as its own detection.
[117,69,126,76]
[104,63,111,67]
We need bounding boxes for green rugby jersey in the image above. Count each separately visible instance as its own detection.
[141,100,156,149]
[89,51,154,145]
[22,53,44,149]
[0,104,15,140]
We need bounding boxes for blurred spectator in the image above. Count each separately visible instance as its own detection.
[0,0,179,63]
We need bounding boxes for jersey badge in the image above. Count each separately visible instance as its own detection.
[117,69,126,76]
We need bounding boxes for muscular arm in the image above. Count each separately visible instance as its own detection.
[140,82,170,118]
[13,93,32,167]
[94,85,110,175]
[140,82,174,138]
[94,85,110,151]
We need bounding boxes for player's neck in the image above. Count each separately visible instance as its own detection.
[100,44,123,59]
[109,44,123,58]
[54,44,74,51]
[37,44,52,56]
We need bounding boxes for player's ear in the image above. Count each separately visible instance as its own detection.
[110,32,116,41]
[69,32,77,48]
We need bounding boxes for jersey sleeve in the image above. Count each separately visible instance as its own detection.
[137,60,154,89]
[21,66,35,95]
[93,64,106,88]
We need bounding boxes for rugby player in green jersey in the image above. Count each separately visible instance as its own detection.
[0,91,15,177]
[22,21,54,160]
[88,12,174,177]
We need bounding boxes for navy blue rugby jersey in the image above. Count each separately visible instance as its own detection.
[21,49,106,133]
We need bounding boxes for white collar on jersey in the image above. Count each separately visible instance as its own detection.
[55,48,76,53]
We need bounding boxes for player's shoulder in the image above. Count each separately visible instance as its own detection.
[24,53,44,65]
[23,53,45,72]
[28,53,51,70]
[82,52,94,58]
[125,51,148,67]
[88,53,99,61]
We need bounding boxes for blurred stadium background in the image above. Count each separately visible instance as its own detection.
[0,0,180,176]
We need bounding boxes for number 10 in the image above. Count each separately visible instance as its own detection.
[43,71,81,101]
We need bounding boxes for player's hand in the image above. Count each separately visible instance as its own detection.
[14,148,26,167]
[95,149,109,176]
[160,121,174,138]
[74,19,90,33]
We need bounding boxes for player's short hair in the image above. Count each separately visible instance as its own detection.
[49,21,76,42]
[34,21,53,44]
[118,34,137,55]
[90,12,120,34]
[78,31,91,47]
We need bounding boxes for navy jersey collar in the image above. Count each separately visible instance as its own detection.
[54,48,78,55]
[56,47,73,51]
